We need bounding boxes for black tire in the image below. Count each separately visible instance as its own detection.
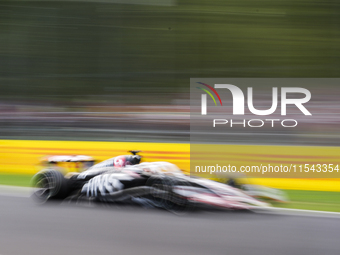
[31,169,69,203]
[226,178,242,189]
[146,176,192,214]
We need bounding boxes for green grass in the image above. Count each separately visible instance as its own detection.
[0,174,34,187]
[273,190,340,212]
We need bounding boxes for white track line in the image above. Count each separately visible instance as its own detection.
[0,185,32,198]
[257,207,340,219]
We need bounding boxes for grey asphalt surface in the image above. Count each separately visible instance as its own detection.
[0,194,340,255]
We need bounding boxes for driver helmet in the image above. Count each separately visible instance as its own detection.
[130,155,141,165]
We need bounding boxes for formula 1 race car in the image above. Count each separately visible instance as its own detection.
[31,151,270,213]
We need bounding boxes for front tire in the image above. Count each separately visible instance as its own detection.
[146,176,191,214]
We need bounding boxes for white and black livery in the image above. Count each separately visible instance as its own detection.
[31,151,271,212]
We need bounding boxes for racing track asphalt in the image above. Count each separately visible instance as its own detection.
[0,194,339,255]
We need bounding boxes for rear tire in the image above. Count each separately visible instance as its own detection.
[31,169,69,203]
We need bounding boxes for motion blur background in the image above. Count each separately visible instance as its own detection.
[1,0,340,143]
[2,3,340,255]
[1,0,340,211]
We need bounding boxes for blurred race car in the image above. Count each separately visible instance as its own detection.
[39,155,96,174]
[31,151,270,213]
